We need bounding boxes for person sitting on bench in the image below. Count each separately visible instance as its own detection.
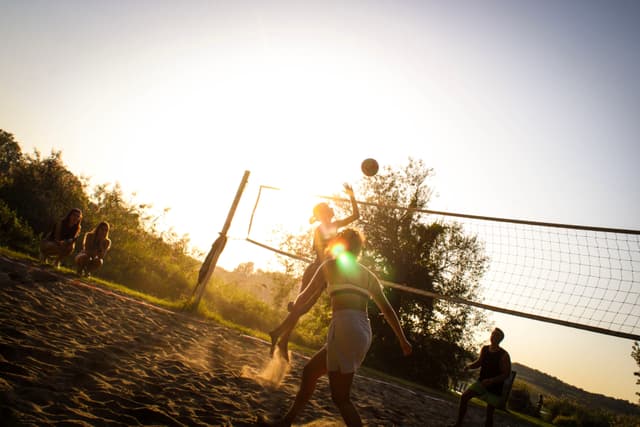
[451,327,512,427]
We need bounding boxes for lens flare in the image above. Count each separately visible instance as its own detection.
[328,241,346,258]
[327,240,357,272]
[336,251,357,272]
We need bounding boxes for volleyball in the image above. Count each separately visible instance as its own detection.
[361,158,379,177]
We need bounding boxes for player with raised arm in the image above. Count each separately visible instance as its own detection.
[269,183,359,360]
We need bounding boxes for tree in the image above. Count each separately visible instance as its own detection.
[350,158,488,388]
[0,149,89,235]
[0,130,23,178]
[87,183,199,299]
[633,341,640,403]
[277,158,488,389]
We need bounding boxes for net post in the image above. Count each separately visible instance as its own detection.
[186,170,251,311]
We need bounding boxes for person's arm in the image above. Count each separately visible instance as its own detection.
[80,233,88,252]
[98,238,111,259]
[368,271,412,356]
[465,348,484,371]
[333,183,360,228]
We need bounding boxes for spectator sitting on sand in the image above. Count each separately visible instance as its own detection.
[39,208,83,267]
[75,221,111,276]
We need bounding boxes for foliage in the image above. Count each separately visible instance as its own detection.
[544,397,611,427]
[508,384,538,416]
[0,199,38,254]
[203,277,281,332]
[0,130,23,182]
[0,148,90,236]
[0,129,199,300]
[85,183,199,299]
[294,292,331,348]
[512,362,640,418]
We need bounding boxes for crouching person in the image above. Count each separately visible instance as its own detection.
[40,208,83,267]
[75,221,111,276]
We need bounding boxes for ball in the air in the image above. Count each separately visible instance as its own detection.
[361,158,379,177]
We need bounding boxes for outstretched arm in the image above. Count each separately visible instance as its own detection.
[368,272,412,356]
[466,350,483,371]
[333,183,360,229]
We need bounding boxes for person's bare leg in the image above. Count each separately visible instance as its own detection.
[75,253,88,275]
[269,312,299,358]
[40,241,58,263]
[329,370,360,427]
[280,348,328,424]
[270,278,325,360]
[484,405,496,427]
[55,242,74,267]
[269,264,315,357]
[87,258,103,274]
[452,389,477,427]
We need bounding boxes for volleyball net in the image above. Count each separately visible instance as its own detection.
[245,185,640,341]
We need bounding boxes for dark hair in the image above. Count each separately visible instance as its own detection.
[95,221,110,239]
[63,208,82,222]
[334,228,364,257]
[62,208,82,236]
[494,327,505,343]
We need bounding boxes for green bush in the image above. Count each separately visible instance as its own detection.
[0,199,38,255]
[203,278,282,333]
[508,386,536,415]
[545,397,611,427]
[554,415,579,427]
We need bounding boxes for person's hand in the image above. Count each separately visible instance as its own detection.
[400,338,412,356]
[343,183,354,197]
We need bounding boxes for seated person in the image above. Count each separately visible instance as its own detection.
[452,327,512,427]
[40,208,83,267]
[75,221,111,276]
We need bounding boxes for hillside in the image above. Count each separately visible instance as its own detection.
[513,362,639,416]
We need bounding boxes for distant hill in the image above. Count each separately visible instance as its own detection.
[512,362,640,416]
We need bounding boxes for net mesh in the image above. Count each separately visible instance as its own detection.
[247,186,640,340]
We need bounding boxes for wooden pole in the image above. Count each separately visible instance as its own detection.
[188,170,250,310]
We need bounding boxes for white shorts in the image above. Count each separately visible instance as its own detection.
[326,309,372,374]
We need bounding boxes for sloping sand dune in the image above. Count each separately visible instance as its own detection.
[0,255,534,426]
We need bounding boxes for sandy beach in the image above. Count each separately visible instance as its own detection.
[0,254,536,426]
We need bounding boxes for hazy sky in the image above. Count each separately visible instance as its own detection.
[2,1,639,403]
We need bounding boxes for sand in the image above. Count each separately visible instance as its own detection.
[0,255,536,426]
